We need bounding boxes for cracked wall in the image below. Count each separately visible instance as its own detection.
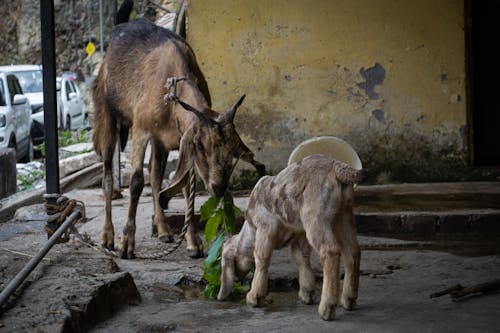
[187,0,468,182]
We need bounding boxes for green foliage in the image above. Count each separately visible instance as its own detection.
[17,169,45,191]
[37,129,89,156]
[201,192,242,299]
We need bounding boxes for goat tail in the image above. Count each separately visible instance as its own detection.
[92,68,117,158]
[333,160,369,185]
[115,0,134,25]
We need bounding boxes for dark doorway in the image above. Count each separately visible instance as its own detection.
[468,1,500,165]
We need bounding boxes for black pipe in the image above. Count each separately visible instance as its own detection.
[40,0,60,197]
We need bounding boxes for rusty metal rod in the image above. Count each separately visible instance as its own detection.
[0,209,80,309]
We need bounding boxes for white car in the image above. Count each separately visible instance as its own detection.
[0,65,87,145]
[54,74,87,131]
[0,70,33,162]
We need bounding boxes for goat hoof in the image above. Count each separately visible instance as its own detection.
[246,292,264,307]
[318,302,336,321]
[119,250,136,259]
[299,291,314,305]
[187,248,203,258]
[101,243,115,251]
[159,234,174,243]
[341,297,357,311]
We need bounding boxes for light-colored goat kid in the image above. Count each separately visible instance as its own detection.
[217,154,368,321]
[92,7,264,259]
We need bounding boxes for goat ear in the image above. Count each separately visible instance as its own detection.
[178,100,210,125]
[217,242,237,301]
[222,94,245,124]
[159,129,194,208]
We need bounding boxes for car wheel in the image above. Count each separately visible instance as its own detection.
[65,115,71,131]
[59,111,64,130]
[20,137,34,163]
[8,137,19,161]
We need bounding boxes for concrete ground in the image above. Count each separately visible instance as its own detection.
[0,183,499,332]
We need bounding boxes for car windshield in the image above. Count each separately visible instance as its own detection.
[14,70,43,93]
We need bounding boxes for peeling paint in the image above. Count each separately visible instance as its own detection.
[372,109,386,124]
[357,63,386,100]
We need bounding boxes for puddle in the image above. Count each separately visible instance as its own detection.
[150,283,205,303]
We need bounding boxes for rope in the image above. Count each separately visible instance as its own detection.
[72,166,197,260]
[44,194,86,243]
[135,165,195,259]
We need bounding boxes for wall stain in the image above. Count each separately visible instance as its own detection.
[372,109,386,124]
[357,63,386,100]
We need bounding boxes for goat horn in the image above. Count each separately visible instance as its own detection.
[178,100,210,124]
[223,94,246,123]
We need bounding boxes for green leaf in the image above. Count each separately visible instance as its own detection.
[200,197,220,221]
[205,214,222,244]
[203,266,221,285]
[201,193,243,300]
[233,282,250,294]
[205,213,222,245]
[204,232,224,267]
[204,283,220,299]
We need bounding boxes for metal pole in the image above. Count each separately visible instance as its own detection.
[40,0,60,196]
[99,0,104,62]
[0,210,81,309]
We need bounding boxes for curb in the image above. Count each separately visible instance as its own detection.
[356,210,500,235]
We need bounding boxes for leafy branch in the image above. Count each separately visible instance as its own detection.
[201,192,247,299]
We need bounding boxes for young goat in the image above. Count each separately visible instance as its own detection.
[217,154,368,321]
[92,2,264,258]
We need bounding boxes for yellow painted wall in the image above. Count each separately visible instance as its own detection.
[186,0,467,182]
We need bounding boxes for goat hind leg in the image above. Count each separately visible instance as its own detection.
[318,247,341,321]
[101,144,115,250]
[339,214,360,310]
[291,235,315,304]
[306,226,340,321]
[150,139,174,243]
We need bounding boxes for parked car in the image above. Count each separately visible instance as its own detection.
[55,74,88,131]
[0,70,33,162]
[0,65,88,145]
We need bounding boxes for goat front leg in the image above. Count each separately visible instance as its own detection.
[119,130,149,259]
[182,167,203,258]
[150,139,174,243]
[291,235,316,305]
[246,223,277,306]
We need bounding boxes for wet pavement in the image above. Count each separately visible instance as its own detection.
[0,183,499,332]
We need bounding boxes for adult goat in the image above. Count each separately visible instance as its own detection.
[92,2,264,259]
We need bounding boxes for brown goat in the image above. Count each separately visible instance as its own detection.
[217,154,367,321]
[92,6,264,258]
